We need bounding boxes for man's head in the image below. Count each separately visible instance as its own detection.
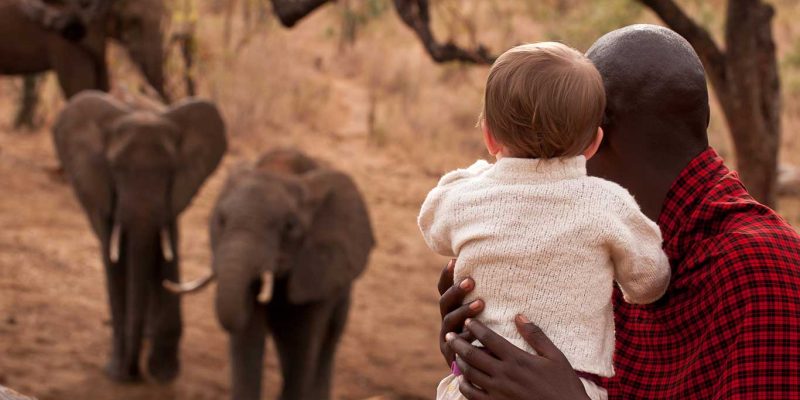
[585,24,710,219]
[480,42,606,159]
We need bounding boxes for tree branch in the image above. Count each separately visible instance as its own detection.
[393,0,495,64]
[638,0,728,93]
[269,0,332,28]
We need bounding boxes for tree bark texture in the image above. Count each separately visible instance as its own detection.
[640,0,780,206]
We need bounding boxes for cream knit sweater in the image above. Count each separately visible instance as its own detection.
[418,156,671,377]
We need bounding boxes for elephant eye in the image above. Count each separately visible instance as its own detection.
[283,216,304,241]
[127,18,142,30]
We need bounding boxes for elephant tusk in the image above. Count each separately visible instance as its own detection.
[163,273,215,294]
[160,228,174,262]
[109,222,121,264]
[257,272,274,304]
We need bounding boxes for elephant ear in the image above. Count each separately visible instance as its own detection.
[288,169,375,304]
[164,99,227,216]
[52,91,129,236]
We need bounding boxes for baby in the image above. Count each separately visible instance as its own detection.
[418,42,671,400]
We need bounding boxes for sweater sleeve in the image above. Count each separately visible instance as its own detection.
[608,194,671,305]
[417,160,491,257]
[437,159,492,186]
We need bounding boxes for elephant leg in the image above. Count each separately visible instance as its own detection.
[309,292,350,400]
[230,304,267,400]
[146,230,182,383]
[14,74,41,130]
[270,303,327,400]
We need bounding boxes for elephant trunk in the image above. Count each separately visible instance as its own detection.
[109,223,172,265]
[122,225,159,373]
[125,24,167,101]
[214,237,277,333]
[142,41,166,101]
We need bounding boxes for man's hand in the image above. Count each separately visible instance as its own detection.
[446,315,590,400]
[438,259,484,366]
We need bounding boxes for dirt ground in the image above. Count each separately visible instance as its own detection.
[3,2,800,400]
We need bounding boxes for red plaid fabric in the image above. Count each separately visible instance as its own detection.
[604,148,800,399]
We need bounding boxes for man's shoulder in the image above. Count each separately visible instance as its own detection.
[709,203,799,254]
[698,212,800,283]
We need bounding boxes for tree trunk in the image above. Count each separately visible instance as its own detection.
[721,0,780,207]
[640,0,781,207]
[179,34,197,96]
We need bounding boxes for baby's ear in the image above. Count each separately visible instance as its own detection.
[584,127,604,160]
[482,121,503,156]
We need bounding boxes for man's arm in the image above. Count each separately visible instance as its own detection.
[446,317,590,400]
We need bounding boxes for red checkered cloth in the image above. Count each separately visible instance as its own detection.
[603,147,800,399]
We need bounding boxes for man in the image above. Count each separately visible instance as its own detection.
[437,25,800,399]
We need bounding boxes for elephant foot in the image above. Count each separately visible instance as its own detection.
[104,360,143,383]
[147,351,179,383]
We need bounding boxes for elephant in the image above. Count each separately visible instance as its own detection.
[0,0,167,100]
[53,91,227,382]
[165,148,375,400]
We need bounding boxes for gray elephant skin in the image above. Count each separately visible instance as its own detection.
[167,149,375,400]
[53,91,227,382]
[0,0,167,99]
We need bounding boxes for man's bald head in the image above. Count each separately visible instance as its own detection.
[585,24,710,219]
[587,24,709,151]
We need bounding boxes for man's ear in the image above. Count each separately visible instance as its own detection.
[482,120,503,157]
[583,127,604,160]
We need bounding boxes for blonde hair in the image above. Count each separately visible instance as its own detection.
[479,42,606,158]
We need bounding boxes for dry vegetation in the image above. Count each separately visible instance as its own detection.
[1,0,800,399]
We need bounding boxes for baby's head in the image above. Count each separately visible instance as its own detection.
[479,42,606,159]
